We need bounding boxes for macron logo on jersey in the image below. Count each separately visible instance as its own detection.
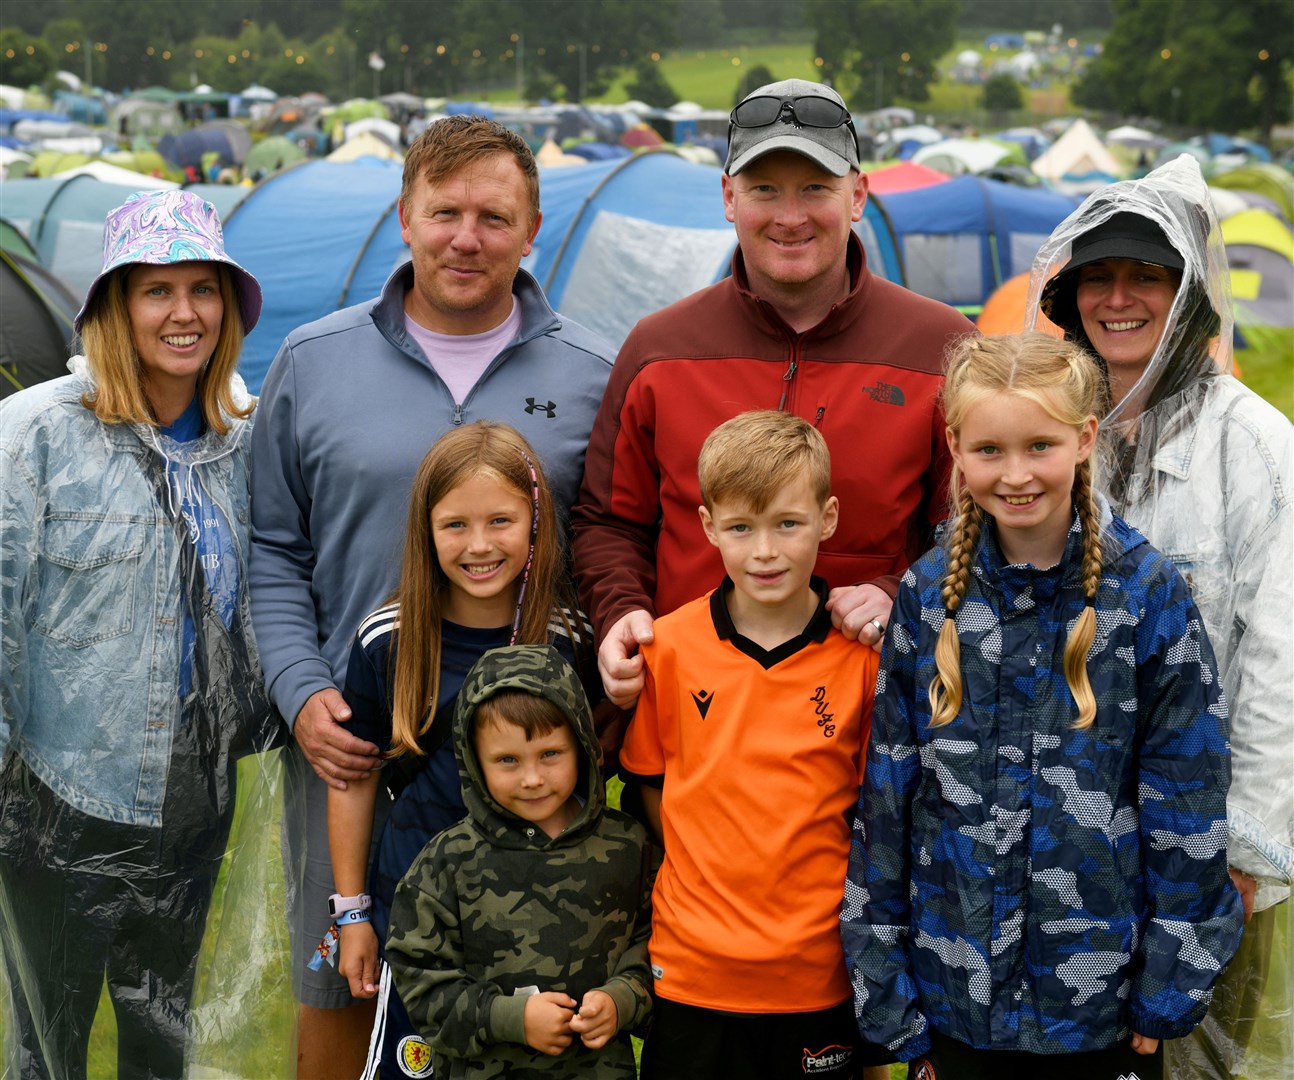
[691,689,714,719]
[525,397,557,417]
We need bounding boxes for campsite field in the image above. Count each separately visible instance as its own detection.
[584,31,1093,126]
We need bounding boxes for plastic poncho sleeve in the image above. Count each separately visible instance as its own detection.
[0,434,37,758]
[1129,569,1243,1039]
[839,574,931,1061]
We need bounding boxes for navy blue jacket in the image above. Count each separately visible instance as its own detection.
[841,507,1242,1058]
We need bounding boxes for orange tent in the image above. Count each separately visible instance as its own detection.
[976,271,1063,337]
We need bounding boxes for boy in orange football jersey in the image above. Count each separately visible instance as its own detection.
[620,410,888,1080]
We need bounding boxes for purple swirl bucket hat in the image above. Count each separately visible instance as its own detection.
[74,189,262,334]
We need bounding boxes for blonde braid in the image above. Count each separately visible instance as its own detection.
[929,483,982,727]
[1064,459,1102,729]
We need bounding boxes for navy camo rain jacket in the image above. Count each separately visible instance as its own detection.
[841,506,1242,1060]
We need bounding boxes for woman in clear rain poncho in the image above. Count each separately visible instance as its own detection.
[0,190,284,1078]
[1026,154,1293,1080]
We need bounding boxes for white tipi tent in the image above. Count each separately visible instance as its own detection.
[1031,118,1121,182]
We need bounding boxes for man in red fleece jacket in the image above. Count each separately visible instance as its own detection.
[571,78,974,712]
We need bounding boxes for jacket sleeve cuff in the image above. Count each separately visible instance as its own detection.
[896,1025,932,1062]
[1228,806,1294,885]
[488,993,529,1045]
[598,978,646,1034]
[271,656,338,729]
[865,574,901,601]
[1127,1010,1200,1042]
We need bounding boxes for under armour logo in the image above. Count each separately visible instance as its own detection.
[862,380,905,406]
[525,398,557,417]
[691,689,714,719]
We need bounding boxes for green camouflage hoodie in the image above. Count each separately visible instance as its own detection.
[386,644,654,1079]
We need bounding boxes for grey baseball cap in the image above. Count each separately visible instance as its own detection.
[725,79,860,177]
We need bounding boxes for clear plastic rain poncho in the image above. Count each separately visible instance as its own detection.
[1027,154,1235,501]
[0,364,297,1078]
[1026,154,1294,1080]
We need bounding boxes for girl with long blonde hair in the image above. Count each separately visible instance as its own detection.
[841,332,1241,1078]
[325,420,592,1077]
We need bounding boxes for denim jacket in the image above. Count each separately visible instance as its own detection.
[1117,375,1293,910]
[1,359,269,826]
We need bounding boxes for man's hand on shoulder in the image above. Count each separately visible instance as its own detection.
[826,583,893,652]
[294,688,382,790]
[598,609,655,710]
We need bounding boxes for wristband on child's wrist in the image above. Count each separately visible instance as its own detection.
[328,892,372,917]
[337,907,371,926]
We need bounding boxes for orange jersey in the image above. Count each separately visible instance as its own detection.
[620,581,878,1013]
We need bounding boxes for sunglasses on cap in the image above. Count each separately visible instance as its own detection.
[730,94,852,130]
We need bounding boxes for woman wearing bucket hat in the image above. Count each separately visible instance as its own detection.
[0,189,283,1078]
[1027,155,1292,1080]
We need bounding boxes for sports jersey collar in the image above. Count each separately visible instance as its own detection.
[709,575,832,669]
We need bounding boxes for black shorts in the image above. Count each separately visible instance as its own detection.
[641,995,892,1080]
[910,1027,1164,1080]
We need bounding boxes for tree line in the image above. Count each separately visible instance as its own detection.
[3,0,1112,106]
[4,0,1289,141]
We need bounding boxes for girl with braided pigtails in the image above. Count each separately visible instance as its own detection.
[841,332,1242,1080]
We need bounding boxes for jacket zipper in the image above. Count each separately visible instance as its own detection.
[777,336,802,412]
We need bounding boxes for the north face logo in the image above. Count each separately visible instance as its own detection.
[525,397,557,417]
[691,689,714,719]
[862,381,905,405]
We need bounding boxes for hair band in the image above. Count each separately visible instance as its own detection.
[508,450,541,645]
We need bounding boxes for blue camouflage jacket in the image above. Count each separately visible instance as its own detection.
[841,506,1242,1059]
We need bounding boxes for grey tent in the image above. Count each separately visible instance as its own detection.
[0,246,79,398]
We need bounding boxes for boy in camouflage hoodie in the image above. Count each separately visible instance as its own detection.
[386,644,654,1078]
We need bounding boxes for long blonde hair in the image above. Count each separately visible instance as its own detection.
[388,422,578,757]
[929,332,1107,730]
[78,264,251,434]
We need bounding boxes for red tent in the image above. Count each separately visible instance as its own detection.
[865,161,949,195]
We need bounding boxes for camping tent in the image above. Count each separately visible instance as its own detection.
[325,131,402,162]
[0,246,80,398]
[865,161,949,194]
[244,135,306,178]
[1212,163,1294,224]
[0,151,1072,392]
[877,174,1079,312]
[221,158,408,389]
[1,175,251,300]
[114,97,184,137]
[976,271,1064,337]
[52,160,181,188]
[912,138,1020,176]
[1031,118,1121,185]
[1222,208,1294,354]
[157,121,251,171]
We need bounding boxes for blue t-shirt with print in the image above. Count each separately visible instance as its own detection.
[160,397,238,698]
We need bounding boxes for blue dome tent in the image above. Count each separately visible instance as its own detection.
[877,174,1078,313]
[222,158,407,390]
[0,153,1078,393]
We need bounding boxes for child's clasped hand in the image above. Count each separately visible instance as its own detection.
[523,989,621,1055]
